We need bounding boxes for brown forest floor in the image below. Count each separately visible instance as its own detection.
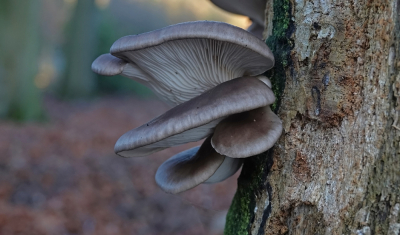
[0,96,239,235]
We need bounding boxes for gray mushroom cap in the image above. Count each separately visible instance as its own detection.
[247,22,265,39]
[210,0,267,39]
[92,21,274,105]
[115,76,276,158]
[210,0,266,26]
[155,136,242,194]
[211,106,282,158]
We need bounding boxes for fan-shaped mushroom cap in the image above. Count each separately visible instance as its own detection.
[92,21,274,105]
[210,0,267,39]
[211,106,282,158]
[155,136,242,194]
[115,76,275,158]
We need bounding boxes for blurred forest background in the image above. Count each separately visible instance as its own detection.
[0,0,248,234]
[0,0,248,121]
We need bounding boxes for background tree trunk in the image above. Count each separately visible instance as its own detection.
[225,0,400,234]
[0,1,43,121]
[58,0,98,99]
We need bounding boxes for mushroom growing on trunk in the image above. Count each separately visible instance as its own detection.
[92,21,282,193]
[210,0,267,39]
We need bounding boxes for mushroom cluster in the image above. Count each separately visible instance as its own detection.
[92,21,282,194]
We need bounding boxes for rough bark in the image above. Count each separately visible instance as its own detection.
[225,0,400,234]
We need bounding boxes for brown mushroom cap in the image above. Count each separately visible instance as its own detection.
[115,76,275,157]
[93,21,274,105]
[211,106,282,158]
[155,136,242,194]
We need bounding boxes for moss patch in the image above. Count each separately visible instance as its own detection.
[266,0,293,111]
[224,153,270,235]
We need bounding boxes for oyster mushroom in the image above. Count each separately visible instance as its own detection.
[155,136,243,194]
[210,0,267,39]
[114,76,276,158]
[92,21,273,106]
[92,21,282,193]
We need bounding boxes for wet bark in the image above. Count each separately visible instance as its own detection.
[225,0,400,234]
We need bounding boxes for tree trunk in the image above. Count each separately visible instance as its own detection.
[225,0,400,234]
[0,0,43,121]
[58,0,98,99]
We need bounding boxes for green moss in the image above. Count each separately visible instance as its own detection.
[224,153,269,235]
[224,0,293,234]
[270,0,290,39]
[225,189,252,235]
[266,0,292,111]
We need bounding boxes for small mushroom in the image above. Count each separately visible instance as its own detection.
[92,21,282,193]
[210,0,267,39]
[155,136,242,194]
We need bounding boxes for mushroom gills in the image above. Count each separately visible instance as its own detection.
[155,136,242,194]
[98,21,274,105]
[114,38,271,105]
